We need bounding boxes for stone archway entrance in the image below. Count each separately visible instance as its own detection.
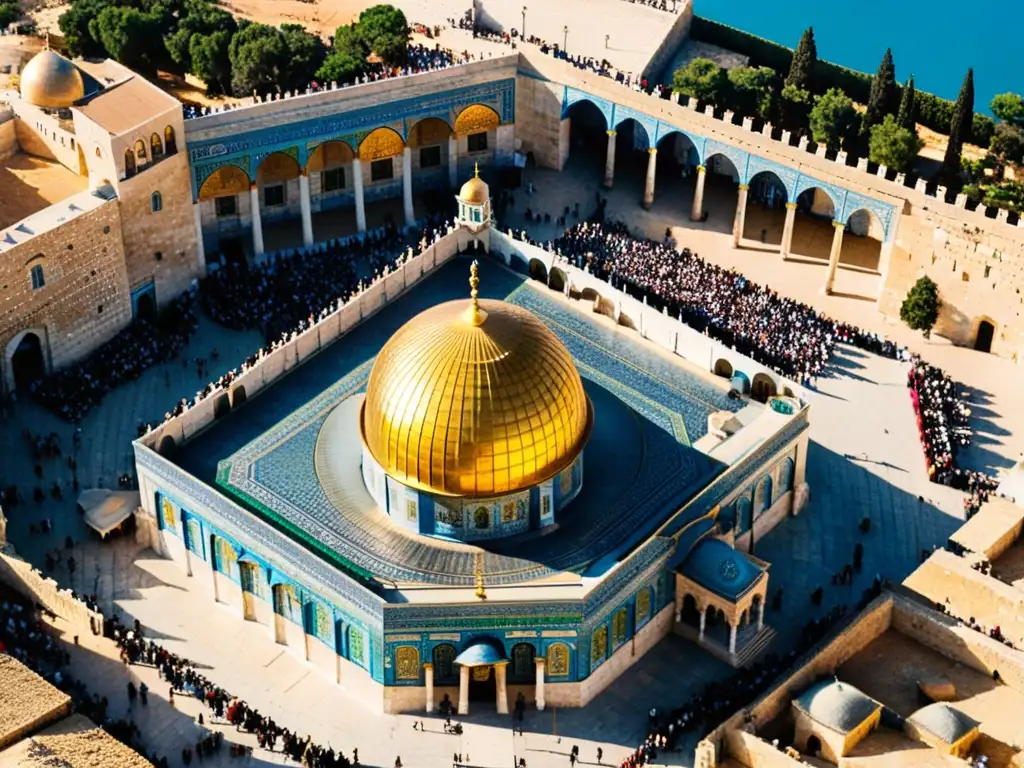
[9,331,46,392]
[468,665,497,702]
[454,641,509,715]
[975,320,995,353]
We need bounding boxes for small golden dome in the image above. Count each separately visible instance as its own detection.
[360,264,591,497]
[459,164,489,205]
[19,49,85,108]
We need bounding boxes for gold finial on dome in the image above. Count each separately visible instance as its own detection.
[464,260,488,326]
[474,551,487,600]
[474,162,479,178]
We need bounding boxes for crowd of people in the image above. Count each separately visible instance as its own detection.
[931,602,1017,652]
[25,292,198,423]
[907,354,975,483]
[112,618,359,767]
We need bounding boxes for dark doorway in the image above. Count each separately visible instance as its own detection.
[975,320,994,353]
[528,259,548,283]
[220,237,247,265]
[565,100,607,166]
[806,735,822,756]
[467,666,496,702]
[232,386,247,408]
[11,332,45,392]
[136,291,156,323]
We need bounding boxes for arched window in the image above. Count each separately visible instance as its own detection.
[134,139,147,163]
[212,536,238,580]
[591,626,608,666]
[510,643,536,683]
[151,191,162,212]
[635,587,652,627]
[304,601,333,642]
[736,497,753,534]
[158,495,177,531]
[432,643,457,684]
[184,517,203,557]
[29,264,45,290]
[94,146,102,158]
[474,506,490,529]
[778,458,795,494]
[348,625,366,667]
[124,148,136,178]
[395,646,420,680]
[547,642,570,676]
[612,608,628,648]
[273,583,300,621]
[165,125,177,155]
[151,132,164,159]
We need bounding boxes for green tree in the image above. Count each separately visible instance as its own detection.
[228,21,286,97]
[862,48,896,134]
[58,0,112,58]
[0,1,22,27]
[726,66,775,119]
[279,24,326,90]
[941,68,974,183]
[165,0,236,74]
[189,28,233,96]
[93,5,165,74]
[899,276,941,337]
[332,22,368,60]
[785,26,816,90]
[868,114,923,172]
[987,123,1024,180]
[356,4,409,66]
[990,92,1024,126]
[317,48,364,84]
[779,83,811,130]
[809,88,859,151]
[897,74,916,131]
[671,58,726,104]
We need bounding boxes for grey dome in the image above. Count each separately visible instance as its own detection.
[908,703,978,744]
[794,680,880,734]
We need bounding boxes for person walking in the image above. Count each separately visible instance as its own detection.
[127,681,137,705]
[139,682,148,706]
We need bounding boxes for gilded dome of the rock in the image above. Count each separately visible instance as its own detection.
[359,294,592,497]
[19,50,85,108]
[459,175,489,205]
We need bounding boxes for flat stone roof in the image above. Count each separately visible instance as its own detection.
[0,187,113,254]
[0,153,90,233]
[0,713,152,768]
[0,654,71,750]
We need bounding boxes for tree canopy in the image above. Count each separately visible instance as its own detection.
[356,4,409,66]
[785,27,816,91]
[862,48,896,134]
[987,123,1024,180]
[868,114,922,172]
[899,276,941,335]
[809,88,859,151]
[990,92,1024,126]
[897,75,916,132]
[228,21,287,97]
[0,1,21,27]
[671,58,727,104]
[941,68,974,183]
[726,66,775,119]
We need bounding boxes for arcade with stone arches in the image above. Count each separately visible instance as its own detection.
[190,87,514,260]
[559,88,899,295]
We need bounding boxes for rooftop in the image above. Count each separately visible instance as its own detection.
[0,187,113,253]
[76,75,178,136]
[0,713,152,768]
[0,154,90,233]
[0,654,71,750]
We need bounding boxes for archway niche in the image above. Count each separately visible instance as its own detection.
[612,118,651,191]
[565,100,607,169]
[702,153,741,229]
[744,170,789,246]
[214,392,231,419]
[549,267,567,293]
[751,372,777,403]
[9,331,46,392]
[158,435,177,457]
[136,292,156,323]
[656,131,700,213]
[198,165,250,203]
[528,258,548,283]
[713,358,733,379]
[231,386,247,408]
[841,208,884,272]
[975,319,995,353]
[791,187,839,261]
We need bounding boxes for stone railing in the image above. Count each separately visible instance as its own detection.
[138,226,484,454]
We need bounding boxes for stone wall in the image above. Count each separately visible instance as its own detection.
[11,105,80,172]
[949,497,1024,560]
[725,727,806,768]
[0,545,102,635]
[117,151,202,305]
[513,76,564,171]
[0,114,17,163]
[0,198,132,391]
[643,0,694,79]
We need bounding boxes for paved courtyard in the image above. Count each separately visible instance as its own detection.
[1,150,1017,768]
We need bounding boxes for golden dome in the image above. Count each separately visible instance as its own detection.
[19,49,85,108]
[459,165,489,205]
[360,263,591,497]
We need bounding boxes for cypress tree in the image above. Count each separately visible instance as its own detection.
[785,27,817,91]
[941,68,974,181]
[897,74,916,131]
[863,48,896,132]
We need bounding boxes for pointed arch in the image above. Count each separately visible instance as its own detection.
[305,140,355,173]
[358,127,405,161]
[199,165,251,201]
[151,132,164,159]
[164,125,177,155]
[256,151,301,185]
[124,148,136,178]
[407,117,453,147]
[454,104,500,136]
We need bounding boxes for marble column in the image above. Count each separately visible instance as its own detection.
[698,610,706,641]
[780,202,797,259]
[534,657,546,711]
[424,663,435,713]
[822,221,845,295]
[756,602,764,632]
[732,184,749,248]
[402,147,415,227]
[249,185,264,256]
[495,661,509,715]
[352,158,366,234]
[689,165,706,222]
[299,173,313,246]
[642,148,657,209]
[728,623,738,656]
[603,130,617,188]
[458,665,469,715]
[192,202,207,277]
[448,135,459,187]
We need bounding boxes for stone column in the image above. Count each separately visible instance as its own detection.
[642,148,657,209]
[728,623,738,656]
[698,609,706,641]
[534,657,546,711]
[402,147,415,228]
[780,202,797,259]
[424,663,435,713]
[689,165,706,222]
[458,665,470,715]
[732,184,749,248]
[192,202,207,277]
[448,135,459,188]
[352,158,366,233]
[822,221,845,295]
[495,662,509,715]
[603,130,617,188]
[299,173,314,246]
[756,602,764,631]
[249,185,264,256]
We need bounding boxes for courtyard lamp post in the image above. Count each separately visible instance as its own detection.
[563,25,568,51]
[521,6,527,39]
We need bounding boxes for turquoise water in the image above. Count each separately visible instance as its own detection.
[697,0,1020,116]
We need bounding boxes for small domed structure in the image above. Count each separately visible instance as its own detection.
[456,165,491,233]
[905,703,979,756]
[19,49,85,108]
[793,679,881,762]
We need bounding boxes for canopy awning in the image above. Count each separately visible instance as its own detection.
[455,641,507,667]
[78,489,140,537]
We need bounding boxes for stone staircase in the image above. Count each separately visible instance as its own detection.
[732,623,777,668]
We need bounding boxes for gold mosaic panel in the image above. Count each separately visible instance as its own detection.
[395,645,420,679]
[407,117,452,148]
[256,151,301,185]
[547,643,570,676]
[199,165,251,200]
[306,140,355,173]
[454,104,500,136]
[358,127,405,161]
